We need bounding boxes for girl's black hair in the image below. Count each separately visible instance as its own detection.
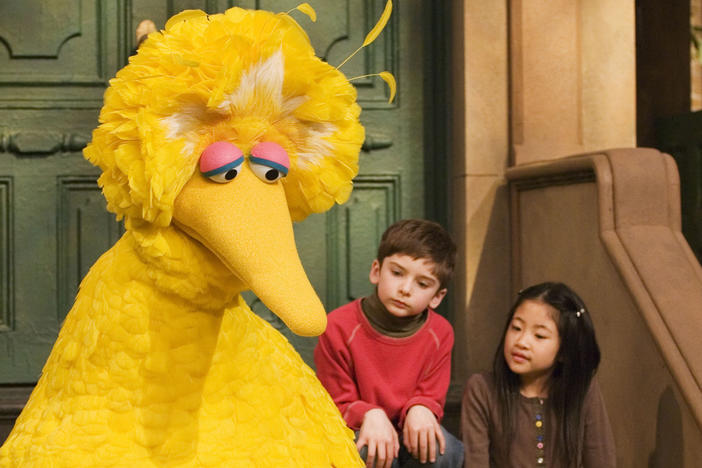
[493,282,601,467]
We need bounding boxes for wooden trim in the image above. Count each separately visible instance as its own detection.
[0,385,33,444]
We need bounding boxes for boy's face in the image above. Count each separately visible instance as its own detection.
[369,253,447,318]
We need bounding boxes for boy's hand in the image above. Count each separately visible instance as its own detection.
[356,408,399,468]
[402,405,445,464]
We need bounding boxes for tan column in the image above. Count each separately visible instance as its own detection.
[510,0,636,164]
[692,0,702,111]
[452,0,512,381]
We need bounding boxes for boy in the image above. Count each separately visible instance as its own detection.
[314,219,463,468]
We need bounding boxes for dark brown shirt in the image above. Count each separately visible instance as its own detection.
[461,372,616,467]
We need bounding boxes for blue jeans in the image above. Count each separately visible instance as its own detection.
[356,426,464,468]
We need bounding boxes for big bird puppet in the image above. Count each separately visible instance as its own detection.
[0,3,395,467]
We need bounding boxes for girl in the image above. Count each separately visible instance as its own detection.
[461,282,616,467]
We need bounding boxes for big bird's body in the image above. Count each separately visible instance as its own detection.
[1,229,359,467]
[0,6,366,468]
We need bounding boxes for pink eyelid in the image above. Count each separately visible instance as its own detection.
[250,142,290,171]
[199,141,244,174]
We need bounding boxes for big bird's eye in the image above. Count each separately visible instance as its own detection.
[199,141,245,184]
[249,141,290,183]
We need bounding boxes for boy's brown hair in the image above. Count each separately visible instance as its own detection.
[376,219,457,289]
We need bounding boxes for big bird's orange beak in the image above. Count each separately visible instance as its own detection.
[172,164,327,336]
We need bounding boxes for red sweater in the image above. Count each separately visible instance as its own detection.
[314,298,454,430]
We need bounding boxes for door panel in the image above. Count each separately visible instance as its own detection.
[0,1,128,108]
[57,177,125,323]
[0,0,432,381]
[0,177,11,334]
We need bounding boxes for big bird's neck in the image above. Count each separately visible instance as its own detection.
[51,223,246,389]
[21,224,254,462]
[126,224,244,309]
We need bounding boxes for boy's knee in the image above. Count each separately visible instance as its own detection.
[355,431,368,461]
[436,428,464,468]
[355,431,400,468]
[400,427,464,468]
[358,444,368,461]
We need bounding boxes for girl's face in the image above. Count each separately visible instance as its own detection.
[503,299,561,391]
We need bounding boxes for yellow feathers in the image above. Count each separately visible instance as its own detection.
[349,71,397,104]
[337,0,392,69]
[88,7,364,227]
[379,71,397,103]
[164,9,207,30]
[290,3,317,22]
[336,0,396,104]
[363,0,393,47]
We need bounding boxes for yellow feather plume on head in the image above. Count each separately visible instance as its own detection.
[84,7,364,226]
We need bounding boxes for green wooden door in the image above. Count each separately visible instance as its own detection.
[0,0,448,386]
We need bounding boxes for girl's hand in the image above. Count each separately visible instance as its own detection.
[402,405,445,464]
[357,408,399,468]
